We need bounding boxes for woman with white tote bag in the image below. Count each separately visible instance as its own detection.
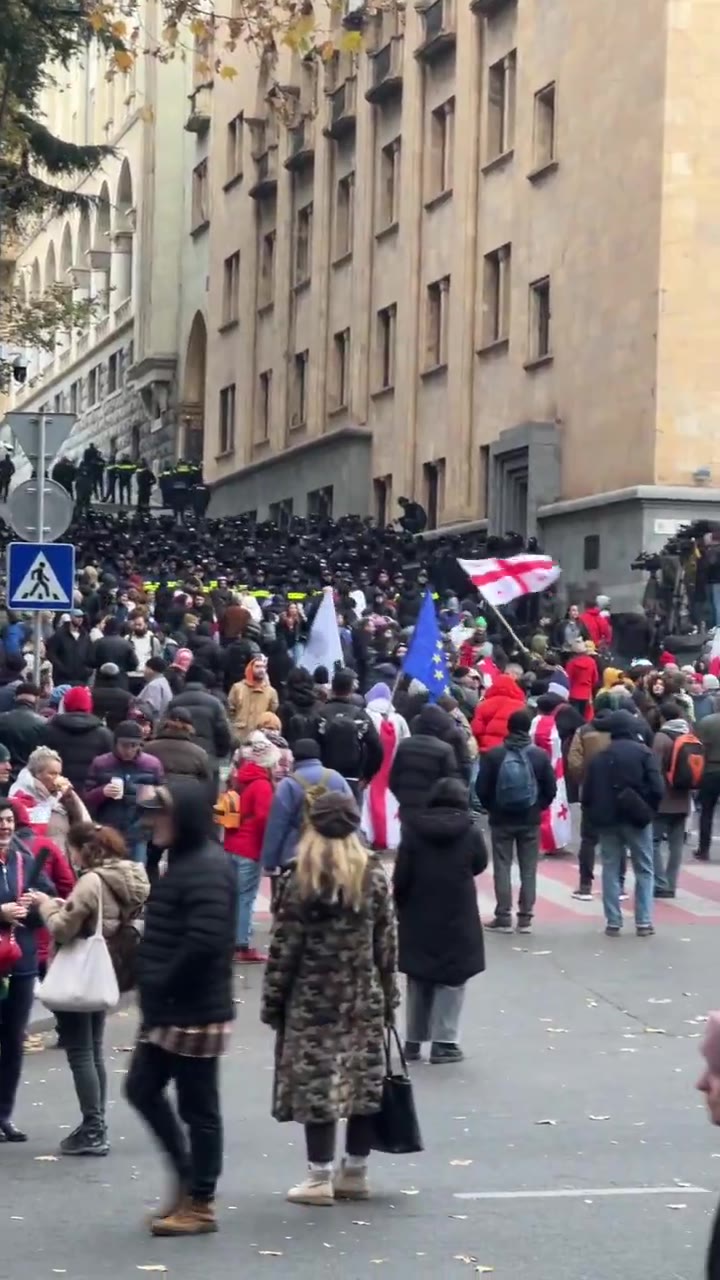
[29,824,149,1156]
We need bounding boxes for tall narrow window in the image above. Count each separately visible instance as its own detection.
[533,82,556,169]
[259,228,276,307]
[335,172,355,258]
[331,328,351,410]
[425,276,450,368]
[482,244,511,345]
[295,203,313,284]
[429,97,455,198]
[529,276,552,361]
[379,137,401,229]
[226,112,244,183]
[292,350,309,427]
[191,159,209,230]
[376,304,397,390]
[222,250,240,326]
[258,369,272,439]
[487,51,516,160]
[219,383,236,454]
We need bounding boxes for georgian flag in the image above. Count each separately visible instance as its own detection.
[458,554,561,607]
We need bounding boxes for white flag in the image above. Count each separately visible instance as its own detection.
[300,587,344,673]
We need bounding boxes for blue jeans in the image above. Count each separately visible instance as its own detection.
[599,823,655,929]
[129,840,147,866]
[233,857,262,948]
[652,813,686,893]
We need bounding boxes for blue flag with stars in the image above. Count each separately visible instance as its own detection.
[401,590,451,702]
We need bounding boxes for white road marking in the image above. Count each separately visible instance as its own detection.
[454,1185,709,1201]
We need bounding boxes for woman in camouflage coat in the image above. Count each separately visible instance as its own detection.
[261,791,398,1207]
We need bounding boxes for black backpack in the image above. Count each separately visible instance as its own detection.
[318,709,367,778]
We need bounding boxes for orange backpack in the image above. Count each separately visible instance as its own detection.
[666,733,705,791]
[213,790,242,830]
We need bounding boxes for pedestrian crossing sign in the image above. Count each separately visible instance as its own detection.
[7,542,75,612]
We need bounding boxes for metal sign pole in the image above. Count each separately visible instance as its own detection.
[32,414,46,686]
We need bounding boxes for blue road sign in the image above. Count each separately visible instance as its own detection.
[7,542,75,613]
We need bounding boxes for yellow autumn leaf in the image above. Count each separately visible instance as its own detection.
[162,22,179,46]
[294,11,316,37]
[113,49,134,73]
[219,64,238,79]
[190,17,210,39]
[319,39,336,61]
[339,29,363,53]
[110,19,127,37]
[88,9,106,32]
[139,104,155,122]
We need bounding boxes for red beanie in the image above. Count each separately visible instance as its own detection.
[63,686,93,714]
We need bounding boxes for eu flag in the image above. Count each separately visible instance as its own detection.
[402,590,451,702]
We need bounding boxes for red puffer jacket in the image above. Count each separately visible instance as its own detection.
[471,675,526,753]
[223,761,274,862]
[5,796,75,970]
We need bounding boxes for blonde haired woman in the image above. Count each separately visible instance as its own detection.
[261,791,398,1207]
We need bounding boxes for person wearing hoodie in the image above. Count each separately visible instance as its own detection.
[582,710,664,936]
[167,646,194,696]
[652,699,695,897]
[261,791,397,1208]
[92,663,134,731]
[471,672,526,754]
[126,780,236,1236]
[476,708,557,933]
[565,639,599,719]
[228,656,279,742]
[360,683,409,852]
[261,738,352,874]
[40,686,113,793]
[31,823,149,1156]
[389,703,464,821]
[221,731,278,962]
[279,666,323,747]
[579,600,613,650]
[393,778,487,1064]
[567,705,638,900]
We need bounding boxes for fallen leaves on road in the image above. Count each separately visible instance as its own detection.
[545,1027,568,1034]
[400,1188,420,1195]
[352,1220,371,1226]
[449,1214,468,1220]
[450,1159,473,1166]
[667,1204,687,1210]
[137,1269,168,1274]
[34,1155,58,1162]
[532,950,552,956]
[535,1118,558,1125]
[648,998,672,1005]
[257,1251,283,1257]
[588,1115,611,1122]
[644,1028,667,1035]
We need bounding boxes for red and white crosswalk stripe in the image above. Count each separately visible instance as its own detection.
[252,859,720,926]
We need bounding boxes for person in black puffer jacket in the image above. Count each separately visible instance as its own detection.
[166,665,233,787]
[389,703,464,820]
[279,667,323,748]
[126,779,236,1235]
[41,686,113,793]
[91,663,133,732]
[393,778,487,1064]
[92,619,138,686]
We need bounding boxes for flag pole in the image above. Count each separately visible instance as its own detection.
[478,593,531,657]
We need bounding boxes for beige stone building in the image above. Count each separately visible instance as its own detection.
[167,0,720,600]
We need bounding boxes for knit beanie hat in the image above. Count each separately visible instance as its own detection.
[258,711,281,732]
[703,674,720,692]
[293,738,321,761]
[309,791,360,839]
[243,730,280,771]
[49,683,71,708]
[64,686,93,714]
[548,669,570,700]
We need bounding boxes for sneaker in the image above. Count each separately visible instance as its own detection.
[693,850,710,862]
[486,919,513,934]
[334,1160,370,1201]
[636,924,655,937]
[151,1197,218,1236]
[287,1175,335,1207]
[572,889,593,901]
[430,1042,464,1064]
[654,888,675,899]
[516,920,532,934]
[404,1041,421,1063]
[236,946,267,963]
[604,925,621,937]
[60,1125,109,1157]
[619,890,629,901]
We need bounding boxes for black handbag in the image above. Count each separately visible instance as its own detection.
[370,1025,424,1155]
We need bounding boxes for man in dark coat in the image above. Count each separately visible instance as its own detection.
[46,612,94,686]
[278,666,322,748]
[389,703,463,820]
[91,663,133,731]
[41,685,113,793]
[476,707,557,935]
[166,665,233,790]
[146,709,212,793]
[393,778,487,1064]
[126,779,236,1236]
[317,668,383,797]
[0,684,47,778]
[92,618,138,685]
[582,709,664,937]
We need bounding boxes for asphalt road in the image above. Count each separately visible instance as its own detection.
[3,913,720,1280]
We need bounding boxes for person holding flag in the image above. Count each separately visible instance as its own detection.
[401,591,452,703]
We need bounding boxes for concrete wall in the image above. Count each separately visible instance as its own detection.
[209,428,371,519]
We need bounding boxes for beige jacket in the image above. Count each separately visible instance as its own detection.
[40,860,149,944]
[228,679,279,740]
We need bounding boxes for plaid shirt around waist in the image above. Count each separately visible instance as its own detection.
[140,1022,232,1058]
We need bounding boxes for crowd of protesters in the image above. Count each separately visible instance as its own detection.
[0,508,719,1250]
